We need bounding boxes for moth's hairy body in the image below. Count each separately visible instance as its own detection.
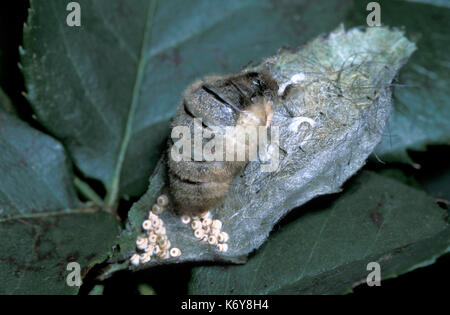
[168,72,278,216]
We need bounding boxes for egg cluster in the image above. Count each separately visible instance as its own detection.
[130,194,181,266]
[181,211,229,252]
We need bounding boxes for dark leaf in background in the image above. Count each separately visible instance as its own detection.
[88,284,104,295]
[0,109,120,294]
[0,111,80,212]
[189,171,449,294]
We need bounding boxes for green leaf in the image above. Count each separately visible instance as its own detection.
[0,111,80,212]
[188,171,449,294]
[0,111,120,294]
[137,283,156,295]
[346,0,450,163]
[21,0,352,206]
[88,284,104,295]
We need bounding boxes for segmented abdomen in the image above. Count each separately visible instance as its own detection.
[168,72,277,215]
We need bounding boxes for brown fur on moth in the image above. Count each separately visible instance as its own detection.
[168,71,278,216]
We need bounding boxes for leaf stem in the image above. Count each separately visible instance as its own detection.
[74,177,104,206]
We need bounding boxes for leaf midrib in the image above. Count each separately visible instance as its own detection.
[0,204,99,223]
[105,0,158,207]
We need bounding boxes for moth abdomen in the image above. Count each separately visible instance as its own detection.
[168,171,232,215]
[168,71,278,215]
